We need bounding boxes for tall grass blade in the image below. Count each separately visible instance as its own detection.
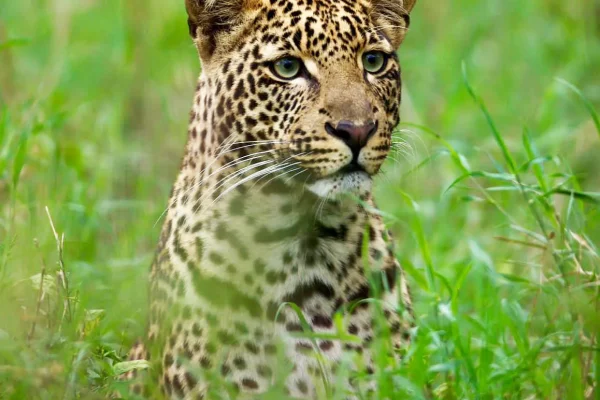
[462,62,517,173]
[556,78,600,140]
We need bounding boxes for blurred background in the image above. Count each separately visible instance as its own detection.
[0,0,599,398]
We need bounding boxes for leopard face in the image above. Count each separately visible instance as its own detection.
[187,0,415,199]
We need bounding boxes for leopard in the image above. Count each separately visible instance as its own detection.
[125,0,418,398]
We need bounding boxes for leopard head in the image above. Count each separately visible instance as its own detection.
[186,0,417,199]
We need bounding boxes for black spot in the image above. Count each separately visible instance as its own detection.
[312,315,333,329]
[319,340,334,351]
[348,324,359,335]
[263,343,277,355]
[282,251,293,264]
[286,323,302,332]
[348,282,371,306]
[226,74,234,90]
[280,204,293,215]
[185,372,198,390]
[200,356,211,368]
[254,260,266,274]
[296,379,309,395]
[217,330,237,345]
[209,252,225,265]
[173,231,188,262]
[266,271,279,285]
[369,225,377,241]
[163,375,173,396]
[233,357,247,370]
[266,280,335,320]
[221,363,231,376]
[172,375,185,398]
[315,222,348,241]
[242,378,259,390]
[229,196,245,216]
[244,116,258,128]
[245,342,260,354]
[295,342,312,353]
[258,364,273,378]
[164,353,174,367]
[233,80,245,99]
[195,238,205,260]
[192,323,202,337]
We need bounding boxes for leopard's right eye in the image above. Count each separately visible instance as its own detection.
[271,57,303,80]
[362,51,388,74]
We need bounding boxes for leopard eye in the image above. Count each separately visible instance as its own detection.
[272,57,302,80]
[362,51,388,74]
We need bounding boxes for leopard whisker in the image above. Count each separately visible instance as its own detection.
[244,151,308,189]
[253,165,302,192]
[155,140,289,226]
[284,168,307,184]
[252,161,306,192]
[199,151,304,211]
[314,191,331,222]
[391,142,413,155]
[253,150,311,186]
[259,151,312,184]
[157,157,275,227]
[204,149,275,181]
[154,152,272,227]
[385,155,402,164]
[200,139,286,183]
[201,159,277,203]
[210,161,302,207]
[206,138,286,177]
[391,144,417,163]
[393,127,428,158]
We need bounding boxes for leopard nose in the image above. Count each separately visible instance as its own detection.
[325,120,378,156]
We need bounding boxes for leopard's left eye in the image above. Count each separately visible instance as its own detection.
[272,57,303,80]
[362,51,388,74]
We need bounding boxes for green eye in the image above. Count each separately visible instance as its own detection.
[272,57,302,79]
[362,51,388,74]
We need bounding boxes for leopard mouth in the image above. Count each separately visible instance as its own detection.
[305,167,372,198]
[337,160,368,176]
[278,153,375,198]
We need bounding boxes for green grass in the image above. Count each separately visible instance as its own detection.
[1,0,599,398]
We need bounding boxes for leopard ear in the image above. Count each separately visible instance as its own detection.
[185,0,246,60]
[371,0,417,49]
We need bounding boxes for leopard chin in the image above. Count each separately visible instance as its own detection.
[305,170,373,199]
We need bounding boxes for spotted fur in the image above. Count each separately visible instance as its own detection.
[128,0,418,398]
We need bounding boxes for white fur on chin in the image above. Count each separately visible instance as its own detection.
[305,171,372,199]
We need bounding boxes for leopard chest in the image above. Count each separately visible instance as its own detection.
[166,195,386,313]
[147,187,403,398]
